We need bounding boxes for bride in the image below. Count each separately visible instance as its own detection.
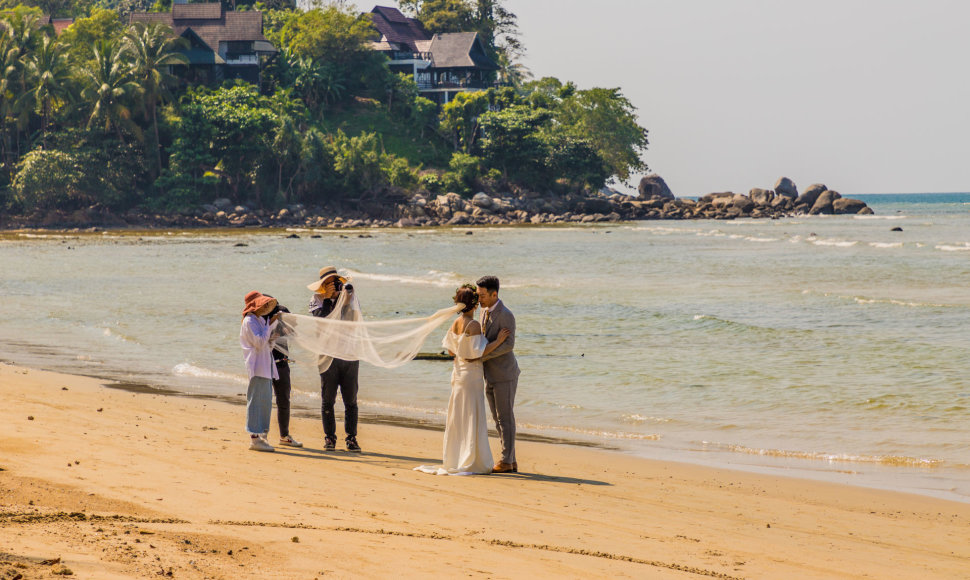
[415,284,509,476]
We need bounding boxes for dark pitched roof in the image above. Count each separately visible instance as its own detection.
[130,3,276,57]
[172,3,221,20]
[429,32,498,70]
[369,5,428,52]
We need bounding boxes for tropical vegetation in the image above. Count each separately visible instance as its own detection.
[0,0,649,217]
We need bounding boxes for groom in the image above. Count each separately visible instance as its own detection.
[476,275,520,473]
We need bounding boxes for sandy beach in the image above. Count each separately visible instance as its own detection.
[2,362,968,579]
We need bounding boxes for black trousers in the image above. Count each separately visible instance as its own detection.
[320,358,359,439]
[272,361,291,438]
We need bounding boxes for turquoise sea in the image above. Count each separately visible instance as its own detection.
[2,192,969,501]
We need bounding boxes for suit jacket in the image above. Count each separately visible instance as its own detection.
[481,300,520,383]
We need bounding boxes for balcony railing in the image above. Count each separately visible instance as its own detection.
[391,51,432,62]
[225,54,258,66]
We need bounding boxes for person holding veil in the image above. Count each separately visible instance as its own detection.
[307,266,363,453]
[415,284,509,476]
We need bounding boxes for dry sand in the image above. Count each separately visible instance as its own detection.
[2,362,969,579]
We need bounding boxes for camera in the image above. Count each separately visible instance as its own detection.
[333,278,352,293]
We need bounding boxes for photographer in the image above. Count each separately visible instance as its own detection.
[307,266,362,453]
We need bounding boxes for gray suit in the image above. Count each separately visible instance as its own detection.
[481,300,520,464]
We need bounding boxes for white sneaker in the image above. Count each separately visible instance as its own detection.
[279,435,303,448]
[249,436,275,452]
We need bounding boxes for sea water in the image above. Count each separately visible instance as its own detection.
[2,193,969,501]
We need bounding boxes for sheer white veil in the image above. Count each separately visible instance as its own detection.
[279,285,461,372]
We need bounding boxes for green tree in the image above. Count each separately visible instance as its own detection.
[166,84,279,202]
[556,87,648,183]
[0,9,41,172]
[11,128,146,210]
[80,38,140,142]
[20,33,72,141]
[477,104,550,184]
[59,7,124,67]
[331,129,385,194]
[438,89,490,152]
[275,6,387,102]
[123,21,188,176]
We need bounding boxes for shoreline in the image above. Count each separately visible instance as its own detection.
[3,349,968,507]
[3,361,969,578]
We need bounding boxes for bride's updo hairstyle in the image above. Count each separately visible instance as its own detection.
[453,283,479,313]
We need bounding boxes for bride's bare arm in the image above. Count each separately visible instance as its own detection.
[481,328,510,358]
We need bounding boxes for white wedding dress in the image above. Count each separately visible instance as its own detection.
[414,330,493,475]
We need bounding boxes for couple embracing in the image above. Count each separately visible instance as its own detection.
[416,276,520,476]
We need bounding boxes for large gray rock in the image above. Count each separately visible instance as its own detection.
[833,198,869,214]
[774,177,798,198]
[796,183,827,207]
[749,188,775,205]
[637,174,675,200]
[698,192,735,205]
[472,192,494,209]
[213,198,232,210]
[731,194,756,212]
[574,197,615,214]
[809,190,840,215]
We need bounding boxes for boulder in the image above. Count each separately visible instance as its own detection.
[731,194,755,213]
[796,183,827,207]
[833,198,869,215]
[472,192,494,209]
[213,198,232,210]
[809,190,840,215]
[698,192,734,205]
[774,177,798,198]
[637,174,675,200]
[574,197,615,214]
[748,188,775,205]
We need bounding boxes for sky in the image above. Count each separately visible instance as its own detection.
[358,1,970,195]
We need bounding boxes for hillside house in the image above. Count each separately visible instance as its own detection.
[129,2,276,85]
[368,6,499,104]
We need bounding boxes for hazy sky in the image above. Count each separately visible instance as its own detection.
[362,1,970,195]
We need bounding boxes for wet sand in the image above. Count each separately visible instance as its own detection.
[2,362,969,579]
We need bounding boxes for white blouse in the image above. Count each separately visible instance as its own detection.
[240,315,279,380]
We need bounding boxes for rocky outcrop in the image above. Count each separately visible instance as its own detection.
[774,177,798,198]
[3,175,875,230]
[638,174,674,200]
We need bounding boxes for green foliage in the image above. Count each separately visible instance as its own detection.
[59,7,124,67]
[274,6,388,102]
[446,151,482,193]
[438,90,491,152]
[166,83,279,201]
[478,104,549,184]
[11,128,146,210]
[556,86,649,183]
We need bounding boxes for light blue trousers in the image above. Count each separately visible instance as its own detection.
[246,376,273,435]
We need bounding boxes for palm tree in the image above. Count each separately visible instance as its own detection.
[0,14,39,168]
[21,34,73,143]
[123,21,187,175]
[81,38,141,143]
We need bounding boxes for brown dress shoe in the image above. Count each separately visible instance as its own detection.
[492,462,515,473]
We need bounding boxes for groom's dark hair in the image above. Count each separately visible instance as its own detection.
[476,276,500,293]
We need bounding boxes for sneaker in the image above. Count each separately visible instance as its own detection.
[279,435,303,448]
[324,436,337,451]
[249,436,275,452]
[345,436,362,453]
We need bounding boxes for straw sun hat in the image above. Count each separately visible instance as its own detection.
[242,291,277,317]
[307,266,346,292]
